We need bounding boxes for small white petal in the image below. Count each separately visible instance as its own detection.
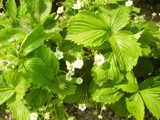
[66,61,75,71]
[72,3,81,9]
[30,112,38,120]
[76,77,83,84]
[94,54,105,66]
[54,50,64,60]
[66,71,74,81]
[73,59,83,69]
[125,0,133,7]
[57,6,64,14]
[78,104,86,111]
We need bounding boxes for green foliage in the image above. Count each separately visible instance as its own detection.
[140,88,160,119]
[0,0,160,119]
[126,93,145,120]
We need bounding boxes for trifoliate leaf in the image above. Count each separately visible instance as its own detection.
[109,31,141,71]
[92,88,124,104]
[140,87,160,119]
[26,88,52,107]
[0,87,15,105]
[126,93,145,120]
[67,10,110,47]
[9,100,30,120]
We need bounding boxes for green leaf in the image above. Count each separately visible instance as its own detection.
[26,88,52,107]
[110,96,130,117]
[15,79,30,101]
[35,45,59,76]
[0,0,3,8]
[6,0,17,18]
[0,28,25,44]
[20,25,47,56]
[9,100,30,120]
[116,72,139,93]
[92,88,124,104]
[48,76,76,99]
[139,76,160,90]
[126,93,144,120]
[99,7,130,32]
[140,87,160,119]
[109,31,141,71]
[23,57,54,86]
[0,87,15,105]
[92,53,125,85]
[67,10,110,47]
[110,7,130,31]
[35,0,52,21]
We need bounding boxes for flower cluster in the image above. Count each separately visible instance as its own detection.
[66,58,84,81]
[72,0,85,9]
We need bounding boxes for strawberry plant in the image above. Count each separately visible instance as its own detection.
[0,0,160,120]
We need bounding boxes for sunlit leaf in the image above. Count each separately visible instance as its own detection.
[140,87,160,119]
[126,93,144,120]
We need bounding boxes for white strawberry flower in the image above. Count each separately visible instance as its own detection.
[76,77,83,84]
[78,104,86,111]
[134,15,144,23]
[30,112,38,120]
[72,0,84,9]
[66,61,75,71]
[73,59,83,69]
[125,0,133,7]
[0,59,11,70]
[94,54,105,66]
[54,50,64,60]
[98,114,103,119]
[57,6,64,14]
[66,70,74,81]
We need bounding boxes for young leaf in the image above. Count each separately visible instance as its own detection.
[6,0,17,18]
[34,45,59,76]
[140,87,160,119]
[0,87,15,105]
[26,88,52,107]
[9,100,30,120]
[20,25,47,56]
[126,93,145,120]
[67,10,110,47]
[109,31,141,71]
[92,88,124,104]
[23,57,54,86]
